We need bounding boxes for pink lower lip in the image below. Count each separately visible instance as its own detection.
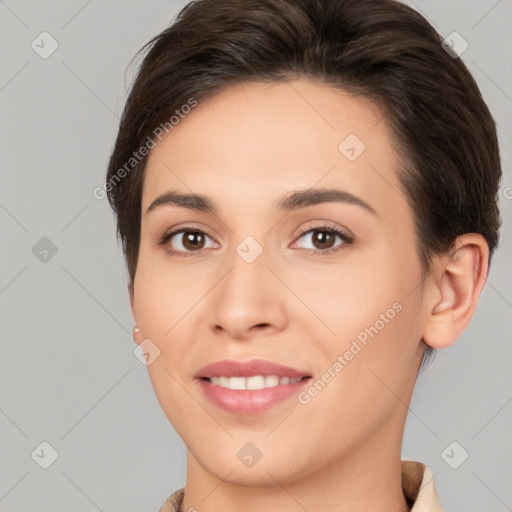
[197,378,311,414]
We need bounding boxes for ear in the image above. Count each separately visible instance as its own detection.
[422,234,489,349]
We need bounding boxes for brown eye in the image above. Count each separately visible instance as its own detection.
[182,231,206,250]
[311,230,336,249]
[164,229,217,253]
[294,227,350,253]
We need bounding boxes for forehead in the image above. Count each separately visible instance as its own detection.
[142,79,407,218]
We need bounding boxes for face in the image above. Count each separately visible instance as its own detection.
[131,80,427,485]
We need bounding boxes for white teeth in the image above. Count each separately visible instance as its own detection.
[207,375,303,390]
[264,375,279,387]
[247,375,265,390]
[228,377,246,390]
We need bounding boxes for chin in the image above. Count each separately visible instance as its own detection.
[203,460,291,487]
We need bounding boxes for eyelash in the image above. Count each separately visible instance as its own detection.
[157,225,353,257]
[295,225,353,254]
[158,227,217,257]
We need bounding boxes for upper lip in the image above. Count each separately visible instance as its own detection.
[195,359,311,379]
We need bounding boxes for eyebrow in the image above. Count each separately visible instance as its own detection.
[146,188,377,216]
[276,188,377,215]
[146,191,215,214]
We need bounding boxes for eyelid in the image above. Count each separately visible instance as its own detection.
[291,221,354,243]
[156,222,216,244]
[289,223,354,254]
[156,224,219,256]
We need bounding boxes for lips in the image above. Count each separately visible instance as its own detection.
[195,359,312,414]
[195,359,311,379]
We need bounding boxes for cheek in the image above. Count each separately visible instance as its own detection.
[288,277,423,466]
[132,247,211,338]
[132,263,202,437]
[283,251,415,337]
[283,244,424,392]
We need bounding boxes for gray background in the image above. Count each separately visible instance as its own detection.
[0,1,510,511]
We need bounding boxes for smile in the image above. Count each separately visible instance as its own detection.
[204,375,306,390]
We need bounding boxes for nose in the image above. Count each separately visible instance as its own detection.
[208,248,288,341]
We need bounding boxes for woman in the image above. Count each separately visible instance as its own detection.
[105,0,502,510]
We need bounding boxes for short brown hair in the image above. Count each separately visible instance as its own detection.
[107,0,501,294]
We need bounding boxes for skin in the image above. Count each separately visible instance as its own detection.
[130,79,488,512]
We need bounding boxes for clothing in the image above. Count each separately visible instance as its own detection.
[159,460,443,512]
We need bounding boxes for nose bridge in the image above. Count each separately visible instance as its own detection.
[220,242,271,310]
[209,238,287,337]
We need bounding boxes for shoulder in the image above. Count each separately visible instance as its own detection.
[402,460,443,512]
[159,487,184,512]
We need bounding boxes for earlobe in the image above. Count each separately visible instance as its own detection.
[422,234,489,349]
[132,325,142,345]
